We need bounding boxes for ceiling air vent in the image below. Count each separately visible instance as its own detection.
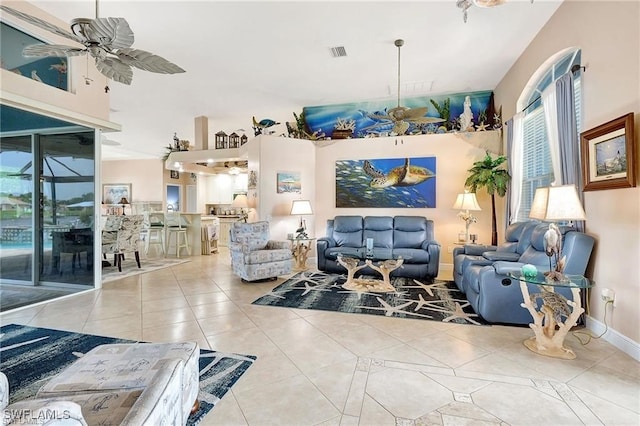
[330,46,347,58]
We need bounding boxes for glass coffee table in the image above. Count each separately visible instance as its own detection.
[509,271,592,360]
[336,254,407,293]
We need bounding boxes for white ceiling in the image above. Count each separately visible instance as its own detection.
[27,0,563,160]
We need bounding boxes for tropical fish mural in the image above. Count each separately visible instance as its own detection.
[303,90,497,140]
[336,157,436,208]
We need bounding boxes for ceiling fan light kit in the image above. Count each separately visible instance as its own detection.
[0,3,185,85]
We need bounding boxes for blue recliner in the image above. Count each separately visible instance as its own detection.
[461,223,595,324]
[452,221,536,291]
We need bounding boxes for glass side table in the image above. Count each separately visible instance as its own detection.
[509,271,592,360]
[287,237,315,271]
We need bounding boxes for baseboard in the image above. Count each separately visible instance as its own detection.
[586,315,640,361]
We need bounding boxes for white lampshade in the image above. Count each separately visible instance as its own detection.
[529,185,586,221]
[230,194,249,208]
[452,192,481,211]
[290,199,313,215]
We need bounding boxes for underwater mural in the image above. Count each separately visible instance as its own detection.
[303,90,498,140]
[336,157,436,208]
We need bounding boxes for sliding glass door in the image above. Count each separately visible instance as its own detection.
[0,105,97,291]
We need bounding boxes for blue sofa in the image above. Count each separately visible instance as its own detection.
[459,223,595,324]
[316,215,440,280]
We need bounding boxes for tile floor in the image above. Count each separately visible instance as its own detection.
[1,249,639,425]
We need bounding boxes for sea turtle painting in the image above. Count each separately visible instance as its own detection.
[363,158,435,188]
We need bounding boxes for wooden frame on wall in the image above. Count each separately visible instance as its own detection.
[581,112,636,191]
[102,183,132,205]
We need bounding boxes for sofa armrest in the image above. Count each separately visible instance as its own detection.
[421,240,441,277]
[316,238,336,271]
[483,252,521,262]
[493,261,527,276]
[266,240,289,250]
[463,244,497,256]
[317,237,336,249]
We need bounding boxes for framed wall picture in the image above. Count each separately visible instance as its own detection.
[276,171,301,193]
[335,157,436,207]
[170,170,180,179]
[581,112,636,191]
[102,183,132,205]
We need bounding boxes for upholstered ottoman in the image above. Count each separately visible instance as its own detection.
[37,342,200,424]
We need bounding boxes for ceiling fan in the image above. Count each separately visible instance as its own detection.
[0,2,185,85]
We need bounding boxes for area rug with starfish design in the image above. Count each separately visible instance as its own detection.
[0,324,256,425]
[252,271,488,325]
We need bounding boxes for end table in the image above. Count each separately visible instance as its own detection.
[288,237,315,271]
[509,271,592,360]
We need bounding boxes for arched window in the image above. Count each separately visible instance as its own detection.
[514,48,582,221]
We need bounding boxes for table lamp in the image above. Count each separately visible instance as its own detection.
[230,194,249,222]
[529,184,586,280]
[119,197,129,216]
[290,199,313,239]
[452,191,481,243]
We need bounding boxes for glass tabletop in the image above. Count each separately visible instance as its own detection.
[508,271,592,289]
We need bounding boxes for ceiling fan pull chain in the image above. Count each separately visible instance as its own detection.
[83,54,93,85]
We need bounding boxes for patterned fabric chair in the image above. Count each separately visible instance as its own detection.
[101,215,144,272]
[229,221,292,281]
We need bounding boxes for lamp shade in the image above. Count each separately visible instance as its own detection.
[290,199,313,215]
[119,197,129,205]
[230,194,249,208]
[529,185,586,221]
[452,192,481,211]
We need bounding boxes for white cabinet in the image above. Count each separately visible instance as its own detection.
[207,174,248,204]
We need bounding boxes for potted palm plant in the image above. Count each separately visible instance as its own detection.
[464,151,511,245]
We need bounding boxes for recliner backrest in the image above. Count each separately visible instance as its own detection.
[393,216,431,249]
[231,221,270,250]
[331,216,363,248]
[514,222,538,255]
[498,222,530,252]
[364,216,393,248]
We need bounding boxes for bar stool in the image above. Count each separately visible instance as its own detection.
[165,212,190,257]
[143,212,165,256]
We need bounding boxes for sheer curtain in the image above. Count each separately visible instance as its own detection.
[542,85,562,185]
[542,72,585,232]
[506,113,524,224]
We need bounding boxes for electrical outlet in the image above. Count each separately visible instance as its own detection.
[447,246,454,254]
[601,288,616,306]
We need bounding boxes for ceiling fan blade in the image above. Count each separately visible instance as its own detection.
[0,5,81,44]
[95,57,133,85]
[88,17,134,50]
[114,48,185,74]
[23,44,86,57]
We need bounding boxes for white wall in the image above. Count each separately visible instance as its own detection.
[102,159,164,204]
[249,135,316,240]
[314,132,503,266]
[494,1,640,345]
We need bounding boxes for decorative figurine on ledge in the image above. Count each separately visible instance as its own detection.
[252,116,280,136]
